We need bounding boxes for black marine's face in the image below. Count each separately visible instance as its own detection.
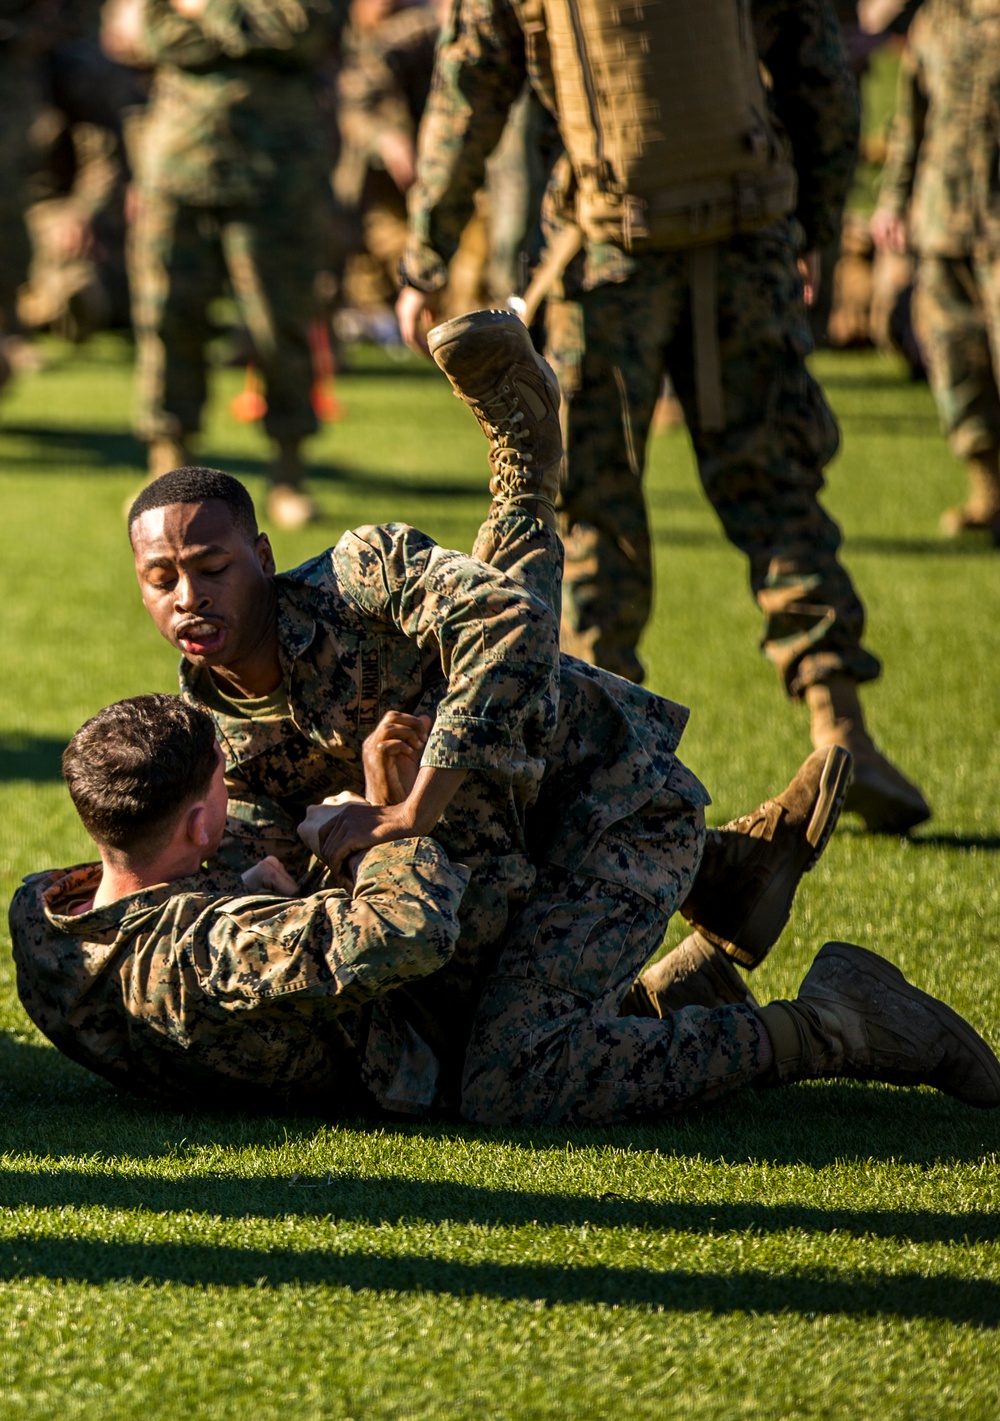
[131,499,277,672]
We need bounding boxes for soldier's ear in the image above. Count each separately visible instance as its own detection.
[185,801,212,850]
[255,533,276,577]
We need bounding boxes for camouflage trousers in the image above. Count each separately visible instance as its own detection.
[462,793,765,1126]
[914,253,1000,460]
[546,224,882,697]
[130,191,323,445]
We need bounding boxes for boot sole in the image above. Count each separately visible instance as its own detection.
[427,307,529,358]
[804,745,854,869]
[815,942,1000,1108]
[427,307,560,402]
[727,746,853,969]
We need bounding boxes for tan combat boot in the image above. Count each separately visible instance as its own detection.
[678,745,852,969]
[940,450,1000,546]
[757,941,1000,1107]
[428,309,563,522]
[806,674,931,834]
[621,931,759,1018]
[266,440,320,531]
[148,435,191,482]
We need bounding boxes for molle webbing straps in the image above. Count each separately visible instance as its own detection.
[538,0,797,252]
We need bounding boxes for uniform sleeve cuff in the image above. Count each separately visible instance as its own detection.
[422,717,515,771]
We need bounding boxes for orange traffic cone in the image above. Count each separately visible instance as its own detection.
[309,319,343,422]
[230,364,267,422]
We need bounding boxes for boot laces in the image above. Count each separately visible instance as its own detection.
[472,382,534,472]
[727,801,771,835]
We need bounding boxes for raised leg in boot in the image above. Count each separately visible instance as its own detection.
[428,308,562,527]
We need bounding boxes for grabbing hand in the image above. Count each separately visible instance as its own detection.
[305,799,418,879]
[363,711,432,804]
[241,855,299,895]
[298,791,369,859]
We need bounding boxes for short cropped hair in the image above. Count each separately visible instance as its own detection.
[63,695,219,858]
[127,467,258,542]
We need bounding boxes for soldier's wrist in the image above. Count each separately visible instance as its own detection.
[397,255,447,296]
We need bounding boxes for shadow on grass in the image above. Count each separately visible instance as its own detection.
[0,736,66,782]
[847,533,1000,557]
[837,414,942,432]
[2,1044,998,1315]
[649,524,999,558]
[2,1162,998,1248]
[816,369,922,391]
[198,451,484,503]
[0,424,144,471]
[839,825,1000,850]
[0,1233,997,1323]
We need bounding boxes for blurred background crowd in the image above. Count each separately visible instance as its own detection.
[3,0,992,521]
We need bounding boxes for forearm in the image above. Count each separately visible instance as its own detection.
[402,0,526,290]
[398,765,468,832]
[205,840,471,1009]
[877,54,925,218]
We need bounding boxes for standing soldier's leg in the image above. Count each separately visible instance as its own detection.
[546,274,680,684]
[221,194,320,531]
[915,254,1000,544]
[667,226,930,834]
[131,194,224,478]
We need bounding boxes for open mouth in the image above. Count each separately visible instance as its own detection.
[177,620,226,658]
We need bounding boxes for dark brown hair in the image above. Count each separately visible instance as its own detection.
[63,695,219,857]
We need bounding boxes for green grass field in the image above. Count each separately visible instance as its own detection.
[1,334,998,1419]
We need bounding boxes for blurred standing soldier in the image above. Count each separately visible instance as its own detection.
[396,0,932,835]
[0,0,63,395]
[872,0,1000,546]
[333,0,439,324]
[130,0,343,529]
[19,27,148,342]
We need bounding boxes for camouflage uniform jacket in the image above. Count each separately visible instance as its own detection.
[179,520,709,1108]
[401,0,860,293]
[878,0,1000,258]
[138,0,343,207]
[9,839,470,1114]
[180,521,708,880]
